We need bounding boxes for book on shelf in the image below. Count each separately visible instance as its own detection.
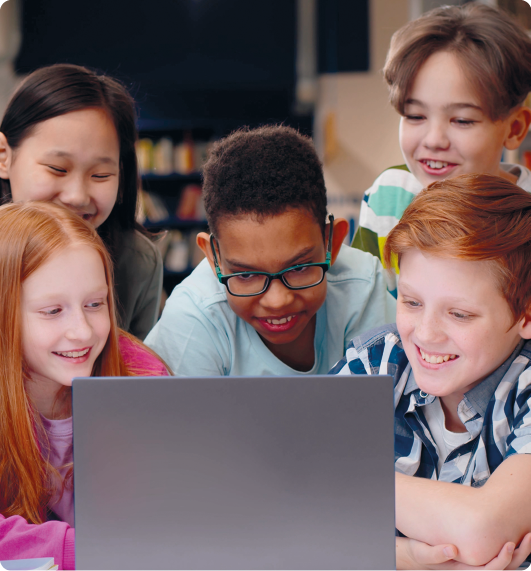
[136,135,214,176]
[0,558,57,571]
[139,190,169,223]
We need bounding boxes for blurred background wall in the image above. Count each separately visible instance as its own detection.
[0,0,529,290]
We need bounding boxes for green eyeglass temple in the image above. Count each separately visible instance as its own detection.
[210,213,335,297]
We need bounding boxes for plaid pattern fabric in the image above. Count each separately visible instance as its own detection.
[329,324,531,486]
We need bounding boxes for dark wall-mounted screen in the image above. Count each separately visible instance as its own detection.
[16,0,297,122]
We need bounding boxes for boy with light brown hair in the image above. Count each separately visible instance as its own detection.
[352,3,531,295]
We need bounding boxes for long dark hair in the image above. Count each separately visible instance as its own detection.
[0,63,143,254]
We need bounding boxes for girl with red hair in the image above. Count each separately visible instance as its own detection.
[0,202,168,569]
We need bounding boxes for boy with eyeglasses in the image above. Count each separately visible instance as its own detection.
[145,125,396,376]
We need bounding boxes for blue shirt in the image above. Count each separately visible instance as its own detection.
[330,324,531,486]
[146,245,396,376]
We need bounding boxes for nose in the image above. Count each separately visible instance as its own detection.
[58,175,91,209]
[422,119,450,151]
[64,308,93,343]
[259,277,295,311]
[414,309,446,346]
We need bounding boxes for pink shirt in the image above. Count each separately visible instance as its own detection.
[0,334,169,569]
[39,415,74,527]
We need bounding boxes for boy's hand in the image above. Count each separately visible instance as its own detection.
[397,534,531,570]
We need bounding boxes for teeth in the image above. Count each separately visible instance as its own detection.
[266,315,294,325]
[426,160,449,169]
[419,349,456,364]
[55,348,90,358]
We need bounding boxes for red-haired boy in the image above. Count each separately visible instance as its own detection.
[332,174,531,568]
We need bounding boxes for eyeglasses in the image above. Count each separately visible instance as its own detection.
[210,214,334,297]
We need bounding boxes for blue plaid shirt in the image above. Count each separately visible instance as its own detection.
[330,324,531,486]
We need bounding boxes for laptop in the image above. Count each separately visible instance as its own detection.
[72,375,395,570]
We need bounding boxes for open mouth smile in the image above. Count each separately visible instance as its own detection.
[419,159,458,174]
[416,344,459,370]
[419,348,458,364]
[258,314,299,332]
[54,348,90,358]
[52,347,92,363]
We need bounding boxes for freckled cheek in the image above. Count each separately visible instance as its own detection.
[23,329,50,360]
[396,311,415,339]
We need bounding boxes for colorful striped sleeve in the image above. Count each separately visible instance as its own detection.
[352,165,422,253]
[352,166,423,296]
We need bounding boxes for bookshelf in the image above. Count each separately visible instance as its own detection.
[137,126,213,295]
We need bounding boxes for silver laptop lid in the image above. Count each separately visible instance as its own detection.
[73,375,395,570]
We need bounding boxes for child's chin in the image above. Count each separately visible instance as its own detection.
[411,367,448,397]
[414,376,454,398]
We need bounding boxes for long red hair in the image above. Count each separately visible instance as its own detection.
[0,201,156,523]
[384,174,531,325]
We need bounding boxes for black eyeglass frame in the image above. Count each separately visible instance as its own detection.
[210,213,335,297]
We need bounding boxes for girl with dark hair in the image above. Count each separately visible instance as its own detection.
[0,63,162,340]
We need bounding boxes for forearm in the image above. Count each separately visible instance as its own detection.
[396,464,530,566]
[396,474,478,557]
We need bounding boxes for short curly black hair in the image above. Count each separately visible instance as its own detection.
[202,125,327,237]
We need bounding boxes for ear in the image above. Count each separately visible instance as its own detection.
[196,232,218,276]
[0,132,12,180]
[503,106,531,151]
[518,304,531,340]
[329,217,349,265]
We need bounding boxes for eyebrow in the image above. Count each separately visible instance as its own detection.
[404,99,483,113]
[43,150,118,166]
[398,282,474,305]
[224,246,317,272]
[27,286,109,304]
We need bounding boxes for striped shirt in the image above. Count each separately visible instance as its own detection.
[329,324,531,486]
[351,164,531,296]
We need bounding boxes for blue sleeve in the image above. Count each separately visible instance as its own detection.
[145,287,231,377]
[324,245,397,369]
[343,255,397,344]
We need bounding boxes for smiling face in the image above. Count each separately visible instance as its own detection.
[204,209,330,370]
[399,51,519,188]
[22,244,111,408]
[396,248,531,401]
[1,108,120,228]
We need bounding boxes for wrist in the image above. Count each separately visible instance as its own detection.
[396,537,415,570]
